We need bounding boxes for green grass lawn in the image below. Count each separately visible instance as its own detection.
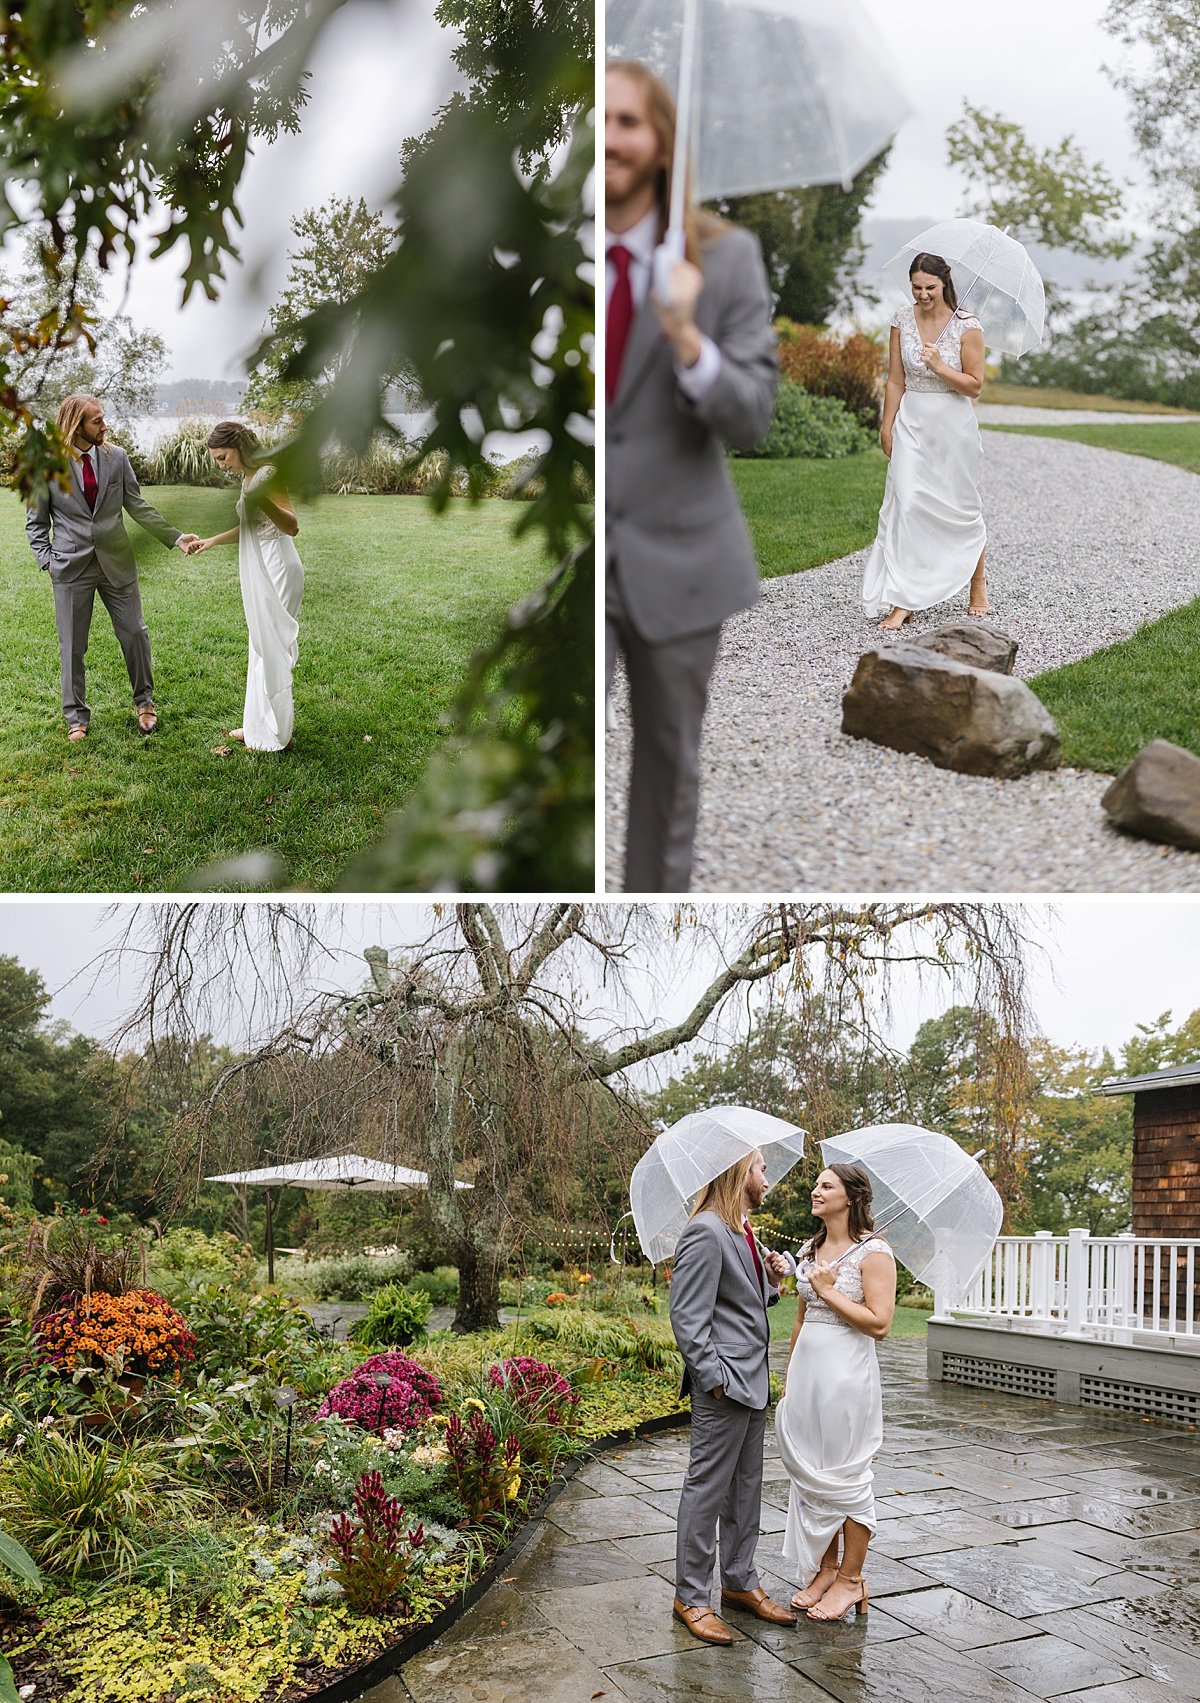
[0,486,549,891]
[768,1293,929,1343]
[987,419,1200,474]
[730,451,887,580]
[982,382,1200,415]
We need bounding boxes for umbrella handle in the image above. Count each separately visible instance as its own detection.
[609,1210,636,1265]
[652,229,686,302]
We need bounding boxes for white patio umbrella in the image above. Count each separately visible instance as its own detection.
[607,0,910,286]
[630,1105,806,1264]
[206,1155,472,1283]
[883,218,1046,357]
[819,1124,1002,1304]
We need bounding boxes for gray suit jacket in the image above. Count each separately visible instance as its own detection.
[669,1210,777,1410]
[607,224,778,645]
[26,444,182,585]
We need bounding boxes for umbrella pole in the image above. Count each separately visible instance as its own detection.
[655,0,699,297]
[265,1187,275,1286]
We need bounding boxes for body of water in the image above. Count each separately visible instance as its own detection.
[127,410,554,465]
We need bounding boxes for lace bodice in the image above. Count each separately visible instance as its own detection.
[892,304,983,394]
[237,466,280,537]
[796,1236,894,1328]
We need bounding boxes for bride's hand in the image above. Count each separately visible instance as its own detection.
[880,427,893,459]
[919,342,942,371]
[809,1260,836,1296]
[189,537,215,554]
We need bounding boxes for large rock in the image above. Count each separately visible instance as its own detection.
[841,645,1061,777]
[1102,740,1200,851]
[910,620,1018,675]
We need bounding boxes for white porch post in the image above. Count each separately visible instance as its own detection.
[1114,1232,1137,1330]
[1065,1226,1089,1336]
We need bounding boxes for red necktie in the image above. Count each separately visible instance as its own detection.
[81,450,97,512]
[606,244,635,405]
[744,1221,765,1294]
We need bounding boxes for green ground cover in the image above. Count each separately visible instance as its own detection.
[0,487,547,892]
[987,419,1200,472]
[730,451,887,580]
[982,383,1200,415]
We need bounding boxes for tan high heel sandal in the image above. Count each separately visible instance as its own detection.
[806,1571,868,1621]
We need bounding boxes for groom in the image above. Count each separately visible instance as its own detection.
[668,1150,795,1644]
[605,60,777,892]
[25,394,197,741]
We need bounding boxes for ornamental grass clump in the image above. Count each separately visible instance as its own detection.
[443,1409,520,1522]
[328,1470,427,1613]
[35,1288,197,1380]
[316,1352,442,1436]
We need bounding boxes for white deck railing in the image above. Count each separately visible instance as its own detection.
[939,1230,1200,1349]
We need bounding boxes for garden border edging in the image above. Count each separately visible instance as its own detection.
[310,1408,691,1703]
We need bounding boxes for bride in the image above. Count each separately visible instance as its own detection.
[862,252,988,629]
[774,1163,895,1622]
[190,422,304,751]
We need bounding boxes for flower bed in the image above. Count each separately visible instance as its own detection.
[0,1264,686,1703]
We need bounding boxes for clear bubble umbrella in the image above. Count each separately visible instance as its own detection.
[607,0,911,279]
[882,219,1046,357]
[630,1104,807,1264]
[819,1124,1002,1304]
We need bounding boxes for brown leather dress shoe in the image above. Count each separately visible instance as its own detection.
[137,704,158,734]
[720,1586,797,1625]
[672,1598,733,1645]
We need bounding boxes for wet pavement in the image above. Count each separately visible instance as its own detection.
[362,1337,1200,1702]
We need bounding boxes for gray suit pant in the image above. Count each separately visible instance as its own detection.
[51,557,153,727]
[605,568,720,893]
[676,1388,767,1607]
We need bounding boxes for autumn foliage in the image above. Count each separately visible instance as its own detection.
[774,320,886,431]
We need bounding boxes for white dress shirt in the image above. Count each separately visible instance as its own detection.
[605,209,720,400]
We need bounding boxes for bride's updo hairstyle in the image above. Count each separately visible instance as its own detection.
[207,420,266,469]
[908,252,958,313]
[808,1162,876,1255]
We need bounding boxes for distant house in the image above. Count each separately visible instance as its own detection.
[1097,1061,1200,1240]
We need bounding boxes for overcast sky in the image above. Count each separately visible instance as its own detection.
[0,1,463,384]
[854,0,1147,227]
[3,900,1197,1088]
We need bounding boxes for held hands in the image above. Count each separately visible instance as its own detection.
[176,534,199,553]
[184,536,216,555]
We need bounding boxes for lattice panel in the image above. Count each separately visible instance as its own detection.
[941,1353,1056,1399]
[1079,1375,1200,1425]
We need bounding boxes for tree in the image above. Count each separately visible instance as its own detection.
[946,103,1130,264]
[99,901,1033,1331]
[0,231,167,423]
[712,148,892,324]
[0,0,594,891]
[1018,1038,1132,1236]
[242,198,409,420]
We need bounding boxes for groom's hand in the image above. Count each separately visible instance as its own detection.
[652,258,704,368]
[764,1251,790,1282]
[176,534,199,552]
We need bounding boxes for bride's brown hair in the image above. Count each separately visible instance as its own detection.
[207,420,266,468]
[807,1163,876,1256]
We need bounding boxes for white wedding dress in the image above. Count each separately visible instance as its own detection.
[775,1236,894,1580]
[861,305,986,616]
[238,466,304,751]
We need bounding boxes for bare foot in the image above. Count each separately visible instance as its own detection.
[226,728,246,743]
[879,608,913,631]
[968,573,989,617]
[791,1564,838,1611]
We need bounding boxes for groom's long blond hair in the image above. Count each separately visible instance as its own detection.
[607,59,727,266]
[689,1150,760,1234]
[56,394,98,453]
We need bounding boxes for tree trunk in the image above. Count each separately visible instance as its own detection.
[453,1235,502,1333]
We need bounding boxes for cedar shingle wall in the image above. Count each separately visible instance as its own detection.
[1133,1085,1200,1239]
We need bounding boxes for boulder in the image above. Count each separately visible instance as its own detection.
[841,645,1060,778]
[910,620,1018,675]
[1101,740,1200,852]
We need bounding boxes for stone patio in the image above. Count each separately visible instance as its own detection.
[361,1336,1200,1702]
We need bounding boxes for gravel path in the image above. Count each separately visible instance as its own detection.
[606,430,1200,892]
[976,405,1200,426]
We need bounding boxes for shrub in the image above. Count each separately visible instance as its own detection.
[737,383,874,460]
[272,1249,413,1301]
[146,1227,257,1297]
[35,1288,196,1381]
[328,1470,427,1613]
[317,1352,443,1436]
[495,450,595,503]
[497,1275,558,1308]
[184,1285,321,1380]
[352,1281,433,1351]
[443,1410,521,1522]
[0,1432,207,1582]
[774,319,886,430]
[407,1266,459,1306]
